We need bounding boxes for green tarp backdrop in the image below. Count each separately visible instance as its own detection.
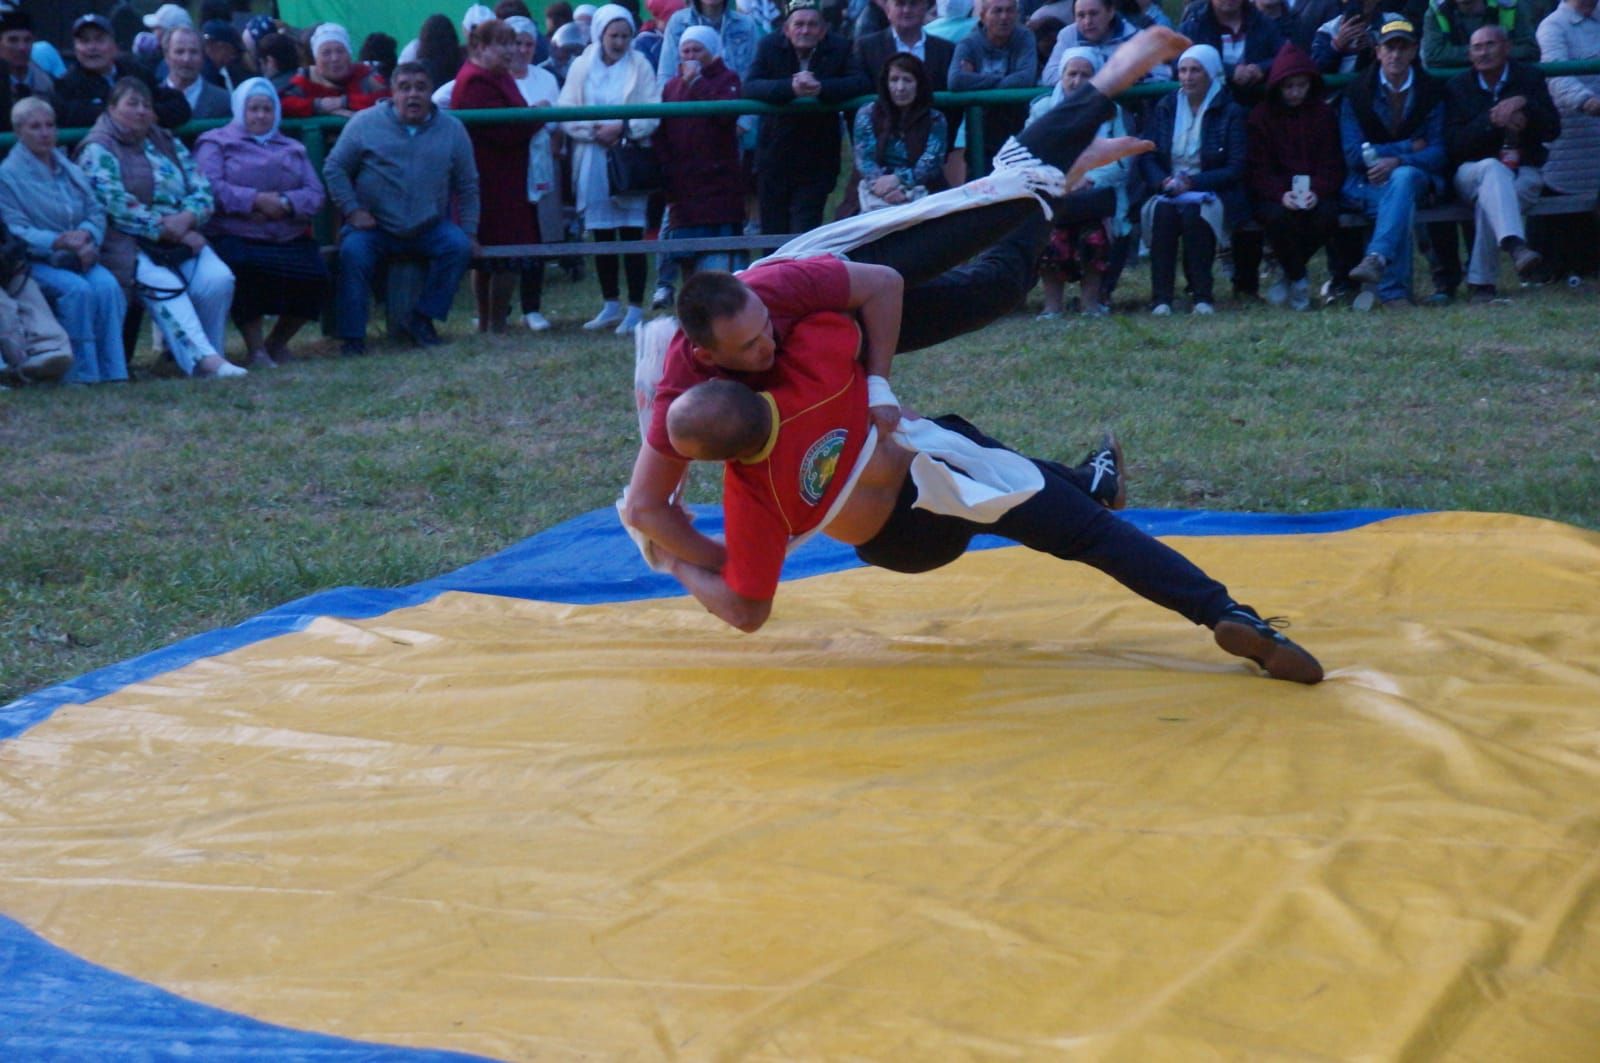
[276,1,553,52]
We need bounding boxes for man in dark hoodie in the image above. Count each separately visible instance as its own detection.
[1341,16,1449,307]
[1247,42,1344,308]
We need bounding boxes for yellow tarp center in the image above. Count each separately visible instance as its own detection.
[2,512,1598,1059]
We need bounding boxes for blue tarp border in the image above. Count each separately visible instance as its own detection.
[0,914,497,1063]
[1,506,1418,743]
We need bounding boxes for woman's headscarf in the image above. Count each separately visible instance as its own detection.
[310,22,352,56]
[462,4,495,35]
[1044,46,1101,108]
[231,77,282,142]
[504,15,539,40]
[680,25,723,59]
[1171,43,1223,165]
[590,4,635,43]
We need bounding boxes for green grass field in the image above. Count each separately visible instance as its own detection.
[2,262,1597,706]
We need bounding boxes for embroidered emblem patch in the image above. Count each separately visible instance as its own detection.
[799,429,848,506]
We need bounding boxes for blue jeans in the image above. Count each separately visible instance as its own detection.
[655,221,744,288]
[335,219,472,340]
[32,262,128,383]
[1346,166,1429,303]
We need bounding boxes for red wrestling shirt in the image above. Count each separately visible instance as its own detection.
[722,312,870,601]
[646,255,852,459]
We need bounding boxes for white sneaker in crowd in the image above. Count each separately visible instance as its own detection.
[615,305,644,335]
[1193,301,1215,315]
[1265,279,1289,306]
[1151,303,1172,316]
[583,301,624,330]
[523,311,552,332]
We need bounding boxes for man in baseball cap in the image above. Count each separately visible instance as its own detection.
[201,19,249,92]
[56,12,192,129]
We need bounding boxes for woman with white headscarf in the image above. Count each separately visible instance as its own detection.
[558,4,661,335]
[194,77,329,366]
[1027,45,1131,318]
[280,23,391,119]
[1135,42,1246,315]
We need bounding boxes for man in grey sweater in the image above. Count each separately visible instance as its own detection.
[949,0,1038,169]
[324,61,479,355]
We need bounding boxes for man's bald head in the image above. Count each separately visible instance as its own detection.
[666,380,772,462]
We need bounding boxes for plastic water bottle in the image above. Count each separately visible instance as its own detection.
[1361,142,1379,168]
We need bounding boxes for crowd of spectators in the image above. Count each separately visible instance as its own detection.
[0,0,1596,387]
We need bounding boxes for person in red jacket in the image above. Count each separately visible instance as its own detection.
[452,18,544,332]
[1245,41,1343,309]
[280,23,390,119]
[651,26,747,310]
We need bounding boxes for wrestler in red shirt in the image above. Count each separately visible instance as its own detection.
[623,255,905,574]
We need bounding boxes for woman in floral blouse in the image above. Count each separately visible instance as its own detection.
[77,77,243,379]
[852,53,947,212]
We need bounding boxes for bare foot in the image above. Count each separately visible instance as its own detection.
[1064,136,1155,189]
[1090,27,1191,97]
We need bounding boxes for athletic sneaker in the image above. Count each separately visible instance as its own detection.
[583,301,624,330]
[1212,606,1324,684]
[523,311,552,332]
[1077,430,1126,511]
[1265,279,1289,307]
[1192,301,1215,315]
[1151,303,1172,316]
[650,284,674,311]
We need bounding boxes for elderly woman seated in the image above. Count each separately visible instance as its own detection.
[1136,43,1247,315]
[1028,46,1133,318]
[280,23,391,119]
[0,98,128,384]
[77,77,243,379]
[194,78,329,367]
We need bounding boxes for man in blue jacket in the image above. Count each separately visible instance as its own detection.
[1342,16,1449,307]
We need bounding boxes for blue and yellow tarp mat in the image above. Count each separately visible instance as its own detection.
[3,507,1598,1060]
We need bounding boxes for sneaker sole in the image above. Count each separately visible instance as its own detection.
[1213,620,1324,684]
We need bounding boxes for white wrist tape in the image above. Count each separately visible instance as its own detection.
[867,374,898,408]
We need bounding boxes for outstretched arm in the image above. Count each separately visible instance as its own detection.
[621,443,728,571]
[844,261,903,381]
[669,556,773,632]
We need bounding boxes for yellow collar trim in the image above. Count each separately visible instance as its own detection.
[739,392,780,465]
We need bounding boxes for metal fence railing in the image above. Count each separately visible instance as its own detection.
[3,59,1596,246]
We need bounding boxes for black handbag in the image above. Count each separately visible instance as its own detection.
[605,130,663,195]
[135,237,197,301]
